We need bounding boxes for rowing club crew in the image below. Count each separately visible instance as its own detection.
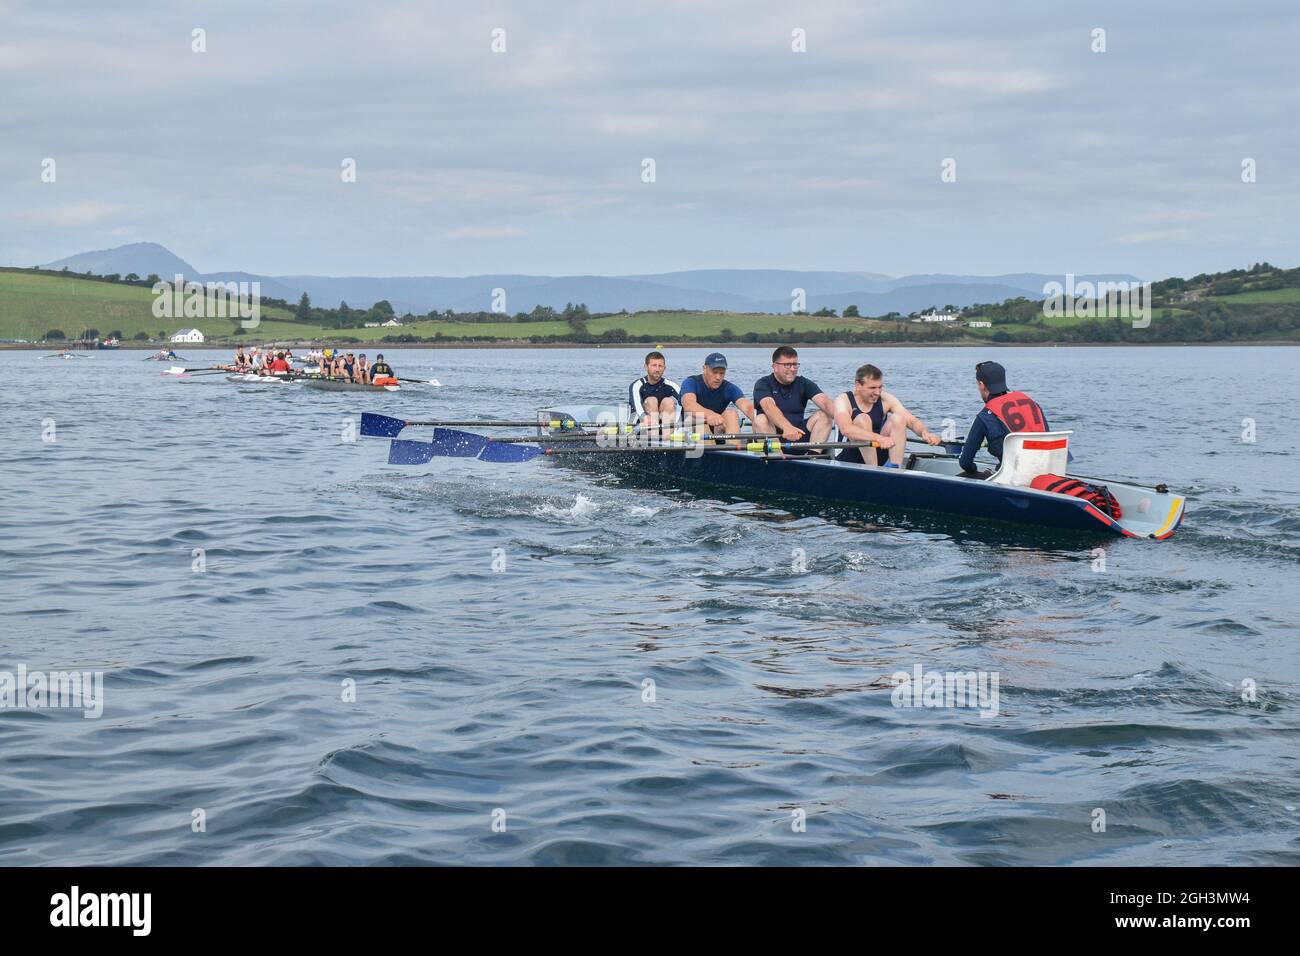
[628,347,1047,476]
[229,346,397,385]
[311,348,397,386]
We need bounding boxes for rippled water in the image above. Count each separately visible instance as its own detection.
[2,345,1297,865]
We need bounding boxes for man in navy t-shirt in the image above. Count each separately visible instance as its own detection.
[752,346,835,443]
[678,352,757,445]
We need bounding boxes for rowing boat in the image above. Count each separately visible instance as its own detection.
[302,378,400,392]
[521,405,1185,539]
[224,372,300,385]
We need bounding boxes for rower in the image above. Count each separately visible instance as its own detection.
[833,363,942,468]
[678,352,756,445]
[752,346,834,446]
[234,346,247,369]
[958,361,1050,476]
[371,353,397,386]
[355,353,371,384]
[628,351,680,436]
[319,348,334,375]
[342,351,356,380]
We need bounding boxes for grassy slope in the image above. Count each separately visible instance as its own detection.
[0,270,294,340]
[0,271,914,342]
[1213,288,1300,304]
[2,268,1294,343]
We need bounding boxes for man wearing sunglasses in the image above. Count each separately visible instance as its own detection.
[958,361,1050,475]
[752,346,835,445]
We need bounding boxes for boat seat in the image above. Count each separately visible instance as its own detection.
[989,430,1073,487]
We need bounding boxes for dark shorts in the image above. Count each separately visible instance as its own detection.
[639,381,677,403]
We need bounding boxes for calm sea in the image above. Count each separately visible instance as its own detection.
[1,345,1297,865]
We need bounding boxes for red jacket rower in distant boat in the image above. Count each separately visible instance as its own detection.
[267,351,292,374]
[958,361,1049,475]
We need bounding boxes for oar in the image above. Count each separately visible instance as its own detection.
[360,412,622,438]
[388,429,883,465]
[396,376,442,387]
[163,365,228,375]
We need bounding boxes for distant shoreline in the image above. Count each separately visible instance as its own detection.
[3,340,1296,351]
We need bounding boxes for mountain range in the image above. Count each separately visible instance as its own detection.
[41,243,1140,317]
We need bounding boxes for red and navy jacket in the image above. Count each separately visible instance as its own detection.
[959,391,1049,472]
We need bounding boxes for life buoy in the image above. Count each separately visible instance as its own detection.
[1030,474,1123,519]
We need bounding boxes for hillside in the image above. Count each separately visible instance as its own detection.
[36,242,1140,316]
[2,261,1297,347]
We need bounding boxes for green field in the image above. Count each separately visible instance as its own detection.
[3,267,1294,346]
[0,270,294,341]
[0,270,911,343]
[1214,288,1300,305]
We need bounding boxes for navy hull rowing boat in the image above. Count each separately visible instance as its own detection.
[537,405,1186,539]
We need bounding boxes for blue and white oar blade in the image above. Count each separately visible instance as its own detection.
[478,441,543,463]
[361,412,407,438]
[431,428,491,458]
[388,439,437,465]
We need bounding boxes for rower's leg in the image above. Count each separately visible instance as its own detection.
[721,408,742,446]
[807,409,833,445]
[752,413,773,435]
[884,413,908,466]
[658,398,677,441]
[643,397,661,440]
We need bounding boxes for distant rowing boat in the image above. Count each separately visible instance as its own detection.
[303,378,400,392]
[224,372,299,385]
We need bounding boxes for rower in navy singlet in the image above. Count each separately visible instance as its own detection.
[833,363,942,467]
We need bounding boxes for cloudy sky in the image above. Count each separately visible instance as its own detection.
[2,0,1296,279]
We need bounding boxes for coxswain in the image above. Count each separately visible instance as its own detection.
[267,350,292,375]
[370,353,397,386]
[628,351,680,437]
[833,363,941,468]
[752,346,835,446]
[678,352,756,445]
[958,361,1050,476]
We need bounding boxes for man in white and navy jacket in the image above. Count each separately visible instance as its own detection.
[628,351,680,436]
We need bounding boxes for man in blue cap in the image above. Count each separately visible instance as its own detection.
[678,352,757,445]
[958,361,1050,475]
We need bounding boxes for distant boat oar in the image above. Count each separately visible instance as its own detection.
[163,365,226,375]
[396,376,442,387]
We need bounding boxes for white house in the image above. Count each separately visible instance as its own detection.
[967,321,992,329]
[171,328,205,343]
[921,312,958,323]
[382,317,403,327]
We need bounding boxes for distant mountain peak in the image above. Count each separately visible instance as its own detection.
[42,242,198,277]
